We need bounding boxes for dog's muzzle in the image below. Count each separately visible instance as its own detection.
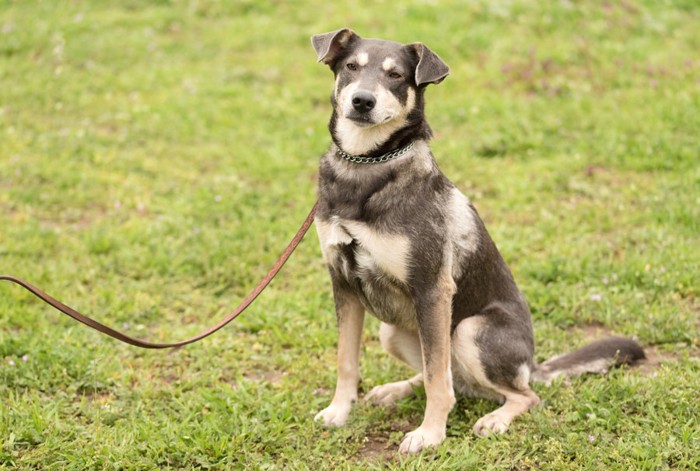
[344,89,377,125]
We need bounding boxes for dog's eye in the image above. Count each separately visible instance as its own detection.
[346,63,358,71]
[388,71,402,79]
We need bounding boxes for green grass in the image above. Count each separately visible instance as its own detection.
[1,0,699,469]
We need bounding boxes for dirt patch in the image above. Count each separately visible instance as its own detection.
[585,165,609,177]
[355,421,413,463]
[74,388,115,405]
[357,432,396,462]
[159,373,179,384]
[635,346,684,376]
[242,369,285,384]
[37,205,109,231]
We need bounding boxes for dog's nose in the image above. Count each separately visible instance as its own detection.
[351,91,376,113]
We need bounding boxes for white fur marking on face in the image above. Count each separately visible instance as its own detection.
[336,80,359,110]
[336,117,405,155]
[357,52,368,67]
[334,84,417,155]
[382,57,396,71]
[374,84,402,122]
[334,74,341,99]
[406,87,416,113]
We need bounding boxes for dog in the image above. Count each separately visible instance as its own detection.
[310,28,644,454]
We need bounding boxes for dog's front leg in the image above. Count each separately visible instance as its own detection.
[314,284,365,427]
[400,277,456,453]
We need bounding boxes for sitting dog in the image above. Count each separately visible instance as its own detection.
[310,28,644,453]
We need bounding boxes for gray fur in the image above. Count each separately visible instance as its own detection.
[312,28,357,64]
[311,29,644,451]
[532,337,645,385]
[409,43,450,86]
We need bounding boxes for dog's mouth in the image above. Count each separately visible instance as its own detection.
[346,111,374,126]
[345,111,395,127]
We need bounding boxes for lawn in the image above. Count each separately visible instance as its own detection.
[1,0,699,469]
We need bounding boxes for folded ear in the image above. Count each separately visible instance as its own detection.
[311,28,358,65]
[408,43,450,86]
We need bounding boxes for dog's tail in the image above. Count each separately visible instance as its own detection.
[531,337,645,385]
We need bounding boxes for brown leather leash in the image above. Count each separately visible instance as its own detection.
[0,202,318,349]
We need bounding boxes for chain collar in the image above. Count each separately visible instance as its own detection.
[336,141,415,164]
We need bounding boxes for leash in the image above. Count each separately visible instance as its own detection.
[0,202,318,349]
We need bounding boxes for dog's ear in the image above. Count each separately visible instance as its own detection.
[311,28,359,65]
[408,43,450,86]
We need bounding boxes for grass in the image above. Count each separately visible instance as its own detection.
[1,0,699,469]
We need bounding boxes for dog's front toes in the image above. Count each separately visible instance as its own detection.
[314,403,351,427]
[364,381,413,406]
[473,412,510,437]
[399,427,446,454]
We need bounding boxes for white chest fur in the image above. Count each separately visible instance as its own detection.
[316,217,411,284]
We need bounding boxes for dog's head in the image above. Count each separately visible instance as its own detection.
[311,29,449,153]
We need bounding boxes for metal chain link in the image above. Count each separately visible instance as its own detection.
[336,141,415,164]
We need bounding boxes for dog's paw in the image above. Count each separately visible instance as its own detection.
[364,381,413,406]
[314,404,351,427]
[473,412,510,437]
[399,426,446,454]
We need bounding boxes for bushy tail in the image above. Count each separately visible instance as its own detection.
[532,337,645,385]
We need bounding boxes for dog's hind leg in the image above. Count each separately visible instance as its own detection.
[452,313,540,437]
[365,323,423,406]
[472,388,540,436]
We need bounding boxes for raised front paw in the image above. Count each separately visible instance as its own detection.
[314,403,351,427]
[364,381,413,406]
[399,426,446,454]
